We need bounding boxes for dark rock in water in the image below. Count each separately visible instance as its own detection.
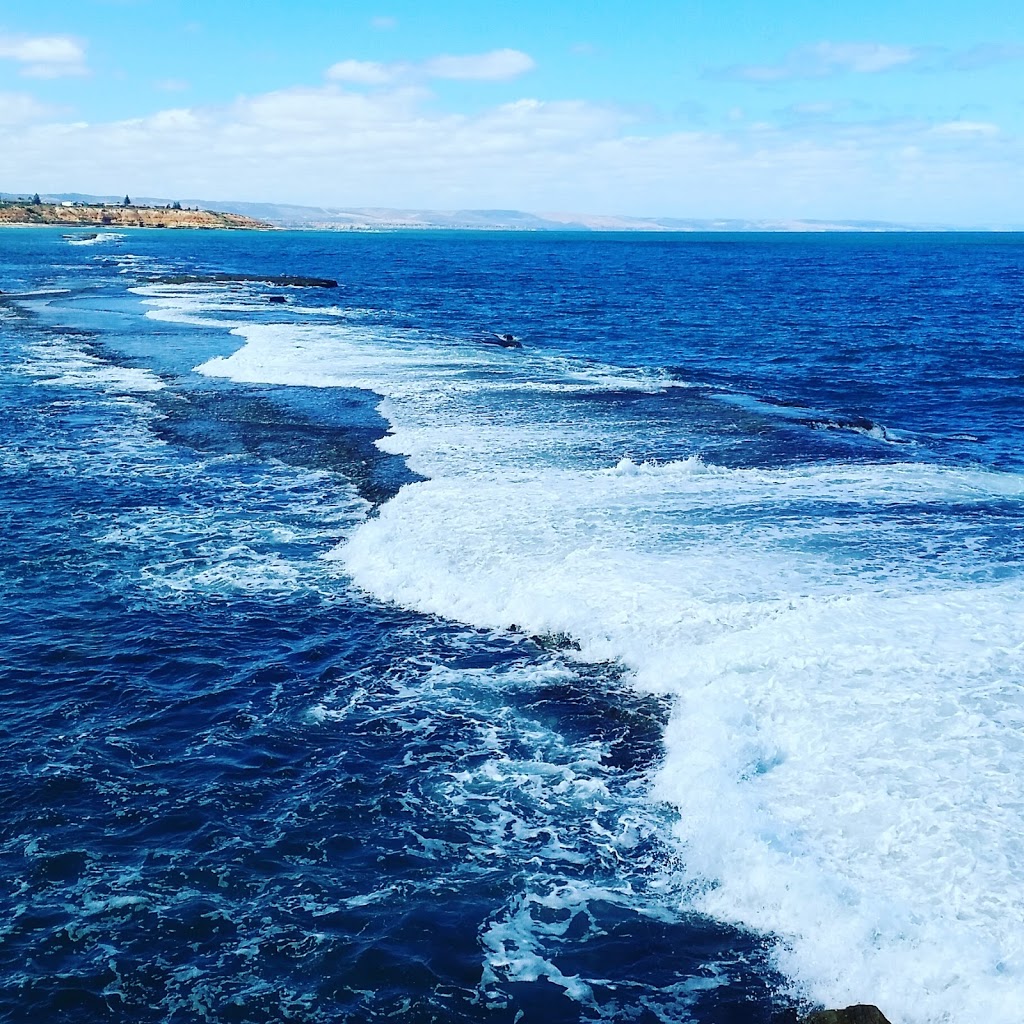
[266,295,288,304]
[482,332,522,349]
[802,1005,892,1024]
[145,273,338,288]
[529,632,582,652]
[794,414,890,440]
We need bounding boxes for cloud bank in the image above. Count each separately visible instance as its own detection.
[0,90,58,124]
[1,71,1019,224]
[0,39,1020,225]
[0,32,87,78]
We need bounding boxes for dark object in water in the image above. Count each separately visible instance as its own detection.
[529,632,582,652]
[145,273,338,288]
[267,295,288,304]
[799,1005,892,1024]
[488,332,522,349]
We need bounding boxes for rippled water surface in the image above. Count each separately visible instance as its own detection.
[1,227,1023,1024]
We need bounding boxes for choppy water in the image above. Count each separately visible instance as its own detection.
[2,227,1023,1024]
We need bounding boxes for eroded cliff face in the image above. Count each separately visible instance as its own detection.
[0,204,269,229]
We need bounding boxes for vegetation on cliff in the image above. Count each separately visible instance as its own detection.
[0,201,269,230]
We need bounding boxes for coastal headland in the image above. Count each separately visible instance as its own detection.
[0,201,269,230]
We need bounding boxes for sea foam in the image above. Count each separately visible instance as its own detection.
[153,289,1024,1023]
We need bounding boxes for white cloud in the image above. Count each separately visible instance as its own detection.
[930,121,999,137]
[146,108,201,132]
[0,91,57,125]
[326,60,396,85]
[810,42,918,73]
[717,40,1024,82]
[0,33,87,78]
[323,48,536,88]
[423,48,535,81]
[718,41,922,82]
[370,16,397,30]
[942,43,1024,71]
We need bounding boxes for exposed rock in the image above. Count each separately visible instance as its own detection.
[147,273,338,288]
[529,632,582,652]
[802,1005,892,1024]
[477,332,522,349]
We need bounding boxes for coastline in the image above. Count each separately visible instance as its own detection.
[0,202,270,230]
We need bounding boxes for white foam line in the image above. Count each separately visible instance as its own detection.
[153,284,1024,1023]
[14,335,165,393]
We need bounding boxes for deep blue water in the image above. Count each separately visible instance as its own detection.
[1,228,1023,1024]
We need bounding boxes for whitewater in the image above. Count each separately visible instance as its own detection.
[4,228,1022,1024]
[130,252,1024,1024]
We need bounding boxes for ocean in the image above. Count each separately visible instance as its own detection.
[1,227,1022,1024]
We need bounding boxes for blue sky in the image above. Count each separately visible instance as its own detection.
[1,0,1022,222]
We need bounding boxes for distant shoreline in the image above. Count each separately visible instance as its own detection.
[2,201,1020,235]
[0,202,270,230]
[5,194,1019,232]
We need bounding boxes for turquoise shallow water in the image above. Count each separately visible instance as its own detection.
[1,228,1023,1023]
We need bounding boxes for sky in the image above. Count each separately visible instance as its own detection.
[1,0,1022,223]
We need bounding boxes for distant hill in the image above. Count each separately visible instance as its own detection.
[0,193,974,232]
[158,201,945,233]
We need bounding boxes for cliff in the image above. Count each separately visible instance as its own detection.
[0,203,269,230]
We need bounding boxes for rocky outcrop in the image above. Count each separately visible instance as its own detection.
[146,273,338,288]
[0,203,269,230]
[803,1005,892,1024]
